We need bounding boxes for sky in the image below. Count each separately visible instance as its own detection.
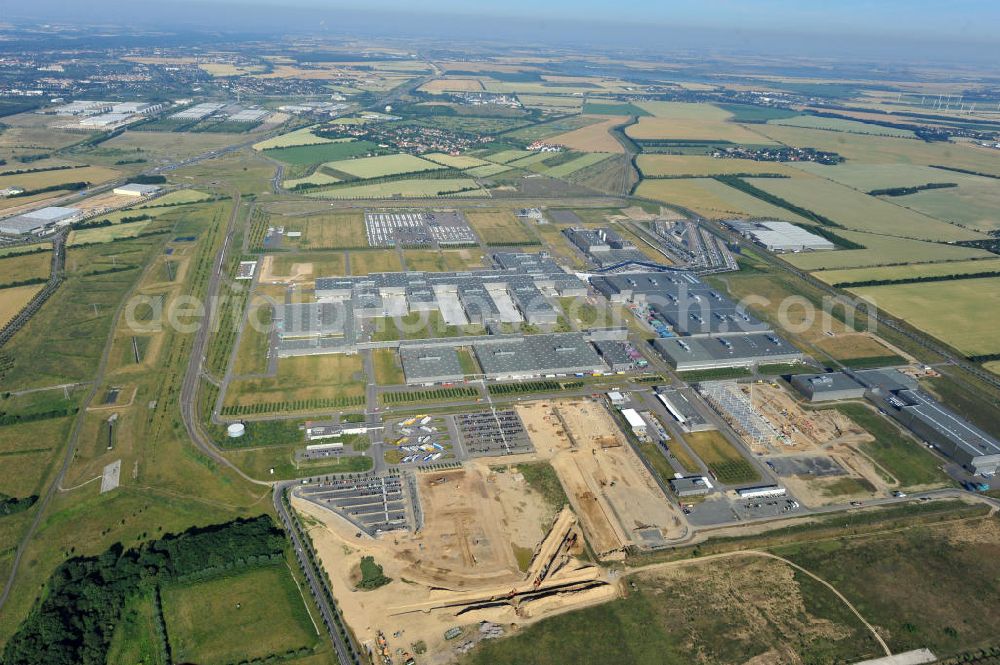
[4,0,999,63]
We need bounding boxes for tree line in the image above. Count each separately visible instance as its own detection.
[2,515,287,665]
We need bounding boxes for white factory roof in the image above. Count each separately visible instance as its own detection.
[621,408,646,429]
[749,221,834,250]
[114,183,161,196]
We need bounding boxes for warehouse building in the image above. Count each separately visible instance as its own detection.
[790,372,866,402]
[399,345,465,384]
[655,388,713,432]
[652,333,804,372]
[113,183,162,197]
[669,475,713,497]
[473,332,605,380]
[564,227,650,267]
[0,206,82,235]
[621,408,648,437]
[856,368,1000,475]
[724,220,834,252]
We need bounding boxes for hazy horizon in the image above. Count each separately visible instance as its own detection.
[2,0,999,66]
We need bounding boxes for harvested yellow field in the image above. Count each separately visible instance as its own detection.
[548,115,626,153]
[626,101,776,143]
[0,251,50,283]
[0,165,120,192]
[419,78,484,93]
[0,284,43,327]
[635,177,812,223]
[637,155,798,178]
[627,116,773,143]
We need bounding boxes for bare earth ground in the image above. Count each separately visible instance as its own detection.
[739,382,896,506]
[517,399,687,556]
[295,458,617,665]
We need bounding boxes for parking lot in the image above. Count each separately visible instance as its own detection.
[365,210,477,248]
[296,475,410,534]
[456,408,534,457]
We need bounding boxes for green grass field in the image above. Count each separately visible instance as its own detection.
[774,519,1000,656]
[635,177,813,224]
[224,354,367,410]
[813,258,1000,285]
[105,589,166,665]
[750,176,984,242]
[372,348,405,385]
[465,210,536,244]
[283,212,367,249]
[683,430,760,485]
[349,250,402,275]
[770,114,916,137]
[0,251,50,285]
[463,554,879,665]
[421,152,490,169]
[783,229,993,271]
[835,403,951,488]
[138,189,213,207]
[850,277,1000,356]
[161,565,319,665]
[265,140,382,166]
[324,153,444,179]
[253,127,342,151]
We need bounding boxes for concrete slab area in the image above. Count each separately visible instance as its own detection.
[853,649,936,665]
[100,459,121,494]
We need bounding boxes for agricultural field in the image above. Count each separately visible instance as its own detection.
[635,177,812,223]
[542,153,614,178]
[517,95,584,111]
[783,229,993,271]
[264,140,382,166]
[465,163,511,177]
[304,178,486,199]
[850,277,1000,357]
[67,220,153,245]
[421,152,490,169]
[787,162,969,191]
[282,212,367,249]
[898,180,1000,233]
[465,209,536,244]
[0,251,50,285]
[323,153,444,179]
[419,78,485,93]
[546,116,627,153]
[683,430,760,484]
[137,189,214,207]
[223,354,367,411]
[161,565,320,665]
[637,154,797,178]
[749,176,985,241]
[626,102,775,144]
[754,124,1000,178]
[252,126,341,150]
[770,114,917,137]
[283,171,342,189]
[813,258,1000,285]
[88,130,240,164]
[0,164,121,212]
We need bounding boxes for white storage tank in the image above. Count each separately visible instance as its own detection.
[227,423,246,438]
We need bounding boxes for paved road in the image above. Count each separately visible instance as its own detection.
[176,191,271,487]
[273,480,359,665]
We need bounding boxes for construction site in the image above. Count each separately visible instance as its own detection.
[516,398,687,557]
[704,380,894,505]
[293,461,618,665]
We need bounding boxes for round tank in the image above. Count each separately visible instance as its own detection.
[227,423,246,438]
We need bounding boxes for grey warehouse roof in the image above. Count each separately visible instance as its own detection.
[474,332,605,378]
[653,332,803,370]
[399,345,465,384]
